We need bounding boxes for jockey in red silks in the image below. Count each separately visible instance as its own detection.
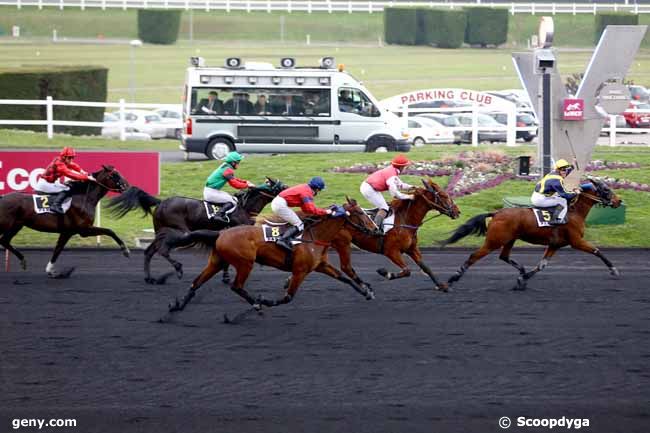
[35,147,95,214]
[270,176,333,250]
[360,154,414,229]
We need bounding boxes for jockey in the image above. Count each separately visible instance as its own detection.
[360,154,414,230]
[203,151,255,223]
[271,176,333,251]
[531,159,579,225]
[35,147,94,214]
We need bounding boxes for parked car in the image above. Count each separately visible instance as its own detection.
[154,107,183,139]
[406,117,455,145]
[628,85,649,104]
[601,114,628,136]
[488,112,538,142]
[487,90,533,111]
[415,113,469,144]
[408,99,472,115]
[623,103,650,128]
[453,113,507,143]
[111,110,168,139]
[101,112,152,140]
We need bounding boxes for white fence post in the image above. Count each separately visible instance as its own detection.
[609,115,616,147]
[506,106,516,147]
[471,105,478,147]
[46,96,54,139]
[119,98,126,141]
[96,203,102,246]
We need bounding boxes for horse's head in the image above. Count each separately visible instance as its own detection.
[93,165,129,193]
[585,178,621,208]
[263,177,288,196]
[342,196,377,233]
[236,177,287,214]
[417,178,460,219]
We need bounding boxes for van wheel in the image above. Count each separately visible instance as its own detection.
[366,135,395,153]
[206,138,233,160]
[413,137,425,147]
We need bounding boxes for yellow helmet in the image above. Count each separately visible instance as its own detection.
[554,159,572,170]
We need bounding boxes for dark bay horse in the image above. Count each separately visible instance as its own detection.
[328,179,460,293]
[441,178,622,290]
[0,165,130,277]
[107,178,286,284]
[166,199,377,315]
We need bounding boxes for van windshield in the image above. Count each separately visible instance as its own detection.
[190,87,331,117]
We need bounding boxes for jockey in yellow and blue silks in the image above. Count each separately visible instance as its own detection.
[530,159,578,225]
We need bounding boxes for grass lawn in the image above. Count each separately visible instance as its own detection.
[4,140,650,249]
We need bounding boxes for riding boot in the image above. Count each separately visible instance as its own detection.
[373,209,388,234]
[275,226,301,251]
[550,205,566,225]
[213,202,234,223]
[49,191,69,214]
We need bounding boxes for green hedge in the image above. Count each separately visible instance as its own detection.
[464,7,509,47]
[595,12,639,44]
[421,9,466,48]
[384,7,418,45]
[137,9,182,44]
[0,66,107,136]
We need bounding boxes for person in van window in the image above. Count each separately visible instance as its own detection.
[224,93,243,115]
[254,94,271,115]
[305,92,328,115]
[282,94,304,116]
[339,89,357,113]
[240,93,255,115]
[194,91,223,115]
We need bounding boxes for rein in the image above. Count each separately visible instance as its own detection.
[579,192,606,205]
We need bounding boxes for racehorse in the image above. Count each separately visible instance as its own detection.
[0,165,130,277]
[166,199,377,315]
[441,178,622,290]
[107,178,286,284]
[327,178,460,293]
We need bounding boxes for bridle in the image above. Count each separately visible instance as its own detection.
[92,170,128,193]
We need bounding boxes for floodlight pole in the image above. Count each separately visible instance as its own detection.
[541,71,552,175]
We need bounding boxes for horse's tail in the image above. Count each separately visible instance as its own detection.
[439,213,494,247]
[106,186,161,218]
[166,229,221,250]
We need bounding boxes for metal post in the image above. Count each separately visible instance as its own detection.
[96,203,102,246]
[542,73,552,175]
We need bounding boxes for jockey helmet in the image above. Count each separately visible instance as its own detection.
[60,147,76,158]
[391,154,411,168]
[308,176,326,191]
[554,159,573,171]
[224,151,244,164]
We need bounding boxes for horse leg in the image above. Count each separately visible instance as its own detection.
[143,239,160,284]
[158,241,184,281]
[334,242,373,294]
[229,261,258,306]
[259,270,308,308]
[222,264,231,284]
[78,226,130,258]
[447,244,495,288]
[168,248,222,313]
[0,226,27,270]
[376,249,411,280]
[570,239,619,277]
[518,246,559,290]
[405,246,447,292]
[314,261,373,300]
[499,240,526,276]
[46,232,75,278]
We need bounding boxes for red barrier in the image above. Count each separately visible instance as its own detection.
[0,151,160,195]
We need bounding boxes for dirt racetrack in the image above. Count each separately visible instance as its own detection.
[1,248,649,433]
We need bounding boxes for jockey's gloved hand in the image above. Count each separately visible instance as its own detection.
[246,181,256,188]
[87,175,96,182]
[580,183,594,191]
[328,205,346,217]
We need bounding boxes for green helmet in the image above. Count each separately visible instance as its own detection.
[224,151,244,164]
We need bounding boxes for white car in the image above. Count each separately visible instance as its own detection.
[101,113,151,140]
[111,110,168,139]
[407,116,455,145]
[154,107,183,139]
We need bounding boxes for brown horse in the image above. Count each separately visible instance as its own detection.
[166,199,376,314]
[441,178,622,290]
[328,178,460,293]
[0,166,130,277]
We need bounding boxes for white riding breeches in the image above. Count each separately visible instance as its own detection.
[35,178,69,194]
[203,187,237,205]
[271,196,304,230]
[360,181,389,211]
[531,192,568,220]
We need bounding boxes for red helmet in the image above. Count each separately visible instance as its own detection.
[60,147,76,158]
[391,154,411,167]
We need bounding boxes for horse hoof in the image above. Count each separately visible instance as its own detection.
[437,282,449,292]
[122,247,131,258]
[513,277,527,291]
[365,291,375,301]
[168,299,181,312]
[610,267,620,277]
[176,269,183,279]
[253,303,262,312]
[376,268,389,279]
[20,260,27,271]
[144,277,155,285]
[222,274,231,284]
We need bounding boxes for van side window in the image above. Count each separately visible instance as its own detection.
[338,88,380,117]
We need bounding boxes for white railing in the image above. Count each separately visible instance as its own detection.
[0,0,649,14]
[602,111,650,146]
[0,97,179,141]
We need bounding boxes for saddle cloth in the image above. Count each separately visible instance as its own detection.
[363,207,395,234]
[32,195,72,215]
[532,206,563,228]
[261,221,303,244]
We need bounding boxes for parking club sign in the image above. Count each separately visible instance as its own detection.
[562,98,584,121]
